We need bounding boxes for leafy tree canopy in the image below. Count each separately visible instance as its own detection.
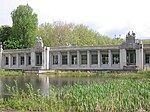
[38,21,123,47]
[11,4,38,48]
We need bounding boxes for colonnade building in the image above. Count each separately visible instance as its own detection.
[0,32,150,71]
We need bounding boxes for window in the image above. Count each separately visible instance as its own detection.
[112,54,120,64]
[53,55,58,65]
[12,56,16,65]
[81,55,87,64]
[72,55,77,65]
[145,54,150,64]
[102,54,108,64]
[20,56,24,65]
[5,57,9,65]
[36,53,42,66]
[91,54,98,64]
[28,56,31,65]
[62,55,67,65]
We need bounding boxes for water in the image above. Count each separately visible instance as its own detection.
[0,75,106,98]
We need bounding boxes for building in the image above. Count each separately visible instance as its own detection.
[0,32,150,71]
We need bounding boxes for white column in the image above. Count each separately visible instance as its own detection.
[31,51,35,67]
[136,48,143,69]
[98,50,101,67]
[140,48,144,69]
[67,51,71,66]
[9,54,11,68]
[87,50,91,67]
[42,50,45,69]
[77,51,80,67]
[120,49,126,69]
[46,47,50,69]
[136,50,139,68]
[24,53,27,67]
[16,54,19,67]
[49,52,52,69]
[58,51,61,66]
[108,50,112,67]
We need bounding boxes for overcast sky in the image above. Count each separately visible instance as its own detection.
[1,0,150,39]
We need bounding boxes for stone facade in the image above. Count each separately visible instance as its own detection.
[0,33,150,71]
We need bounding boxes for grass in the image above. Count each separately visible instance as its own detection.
[46,71,96,77]
[0,69,150,78]
[46,70,150,79]
[0,79,149,111]
[0,70,24,76]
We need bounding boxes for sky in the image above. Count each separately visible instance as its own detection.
[1,0,150,39]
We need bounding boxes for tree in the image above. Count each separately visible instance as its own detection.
[11,4,38,48]
[38,21,74,46]
[0,25,14,49]
[38,21,123,47]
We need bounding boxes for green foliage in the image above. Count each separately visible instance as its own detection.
[46,71,150,79]
[60,79,150,111]
[3,38,20,49]
[0,79,149,111]
[142,39,150,44]
[0,25,12,49]
[11,4,38,48]
[0,70,23,76]
[38,21,124,47]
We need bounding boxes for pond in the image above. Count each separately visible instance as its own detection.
[0,74,108,98]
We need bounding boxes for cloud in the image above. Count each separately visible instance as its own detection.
[1,0,150,39]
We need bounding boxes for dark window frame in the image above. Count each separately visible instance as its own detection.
[145,54,150,64]
[81,54,87,64]
[5,57,9,65]
[91,54,98,64]
[12,56,16,65]
[112,54,120,64]
[71,54,77,65]
[20,56,24,65]
[102,54,108,64]
[53,55,58,65]
[62,55,67,65]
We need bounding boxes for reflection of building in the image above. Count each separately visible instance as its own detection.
[0,32,150,71]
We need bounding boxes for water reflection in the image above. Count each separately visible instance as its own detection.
[0,75,106,98]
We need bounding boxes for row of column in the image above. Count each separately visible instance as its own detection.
[51,50,113,68]
[6,53,29,68]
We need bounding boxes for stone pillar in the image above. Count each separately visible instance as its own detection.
[67,51,71,66]
[108,50,112,67]
[16,54,19,67]
[140,48,144,69]
[143,51,145,67]
[42,51,44,69]
[24,53,27,67]
[136,48,143,69]
[58,51,61,66]
[77,51,80,67]
[31,51,36,67]
[120,49,126,69]
[0,45,3,69]
[49,52,52,69]
[87,50,91,67]
[8,54,11,68]
[98,50,101,67]
[42,47,50,70]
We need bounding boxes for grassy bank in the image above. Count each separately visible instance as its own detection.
[0,70,24,76]
[0,69,150,78]
[46,70,150,79]
[0,79,149,111]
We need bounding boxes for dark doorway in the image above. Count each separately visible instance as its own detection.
[36,52,42,66]
[126,50,136,65]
